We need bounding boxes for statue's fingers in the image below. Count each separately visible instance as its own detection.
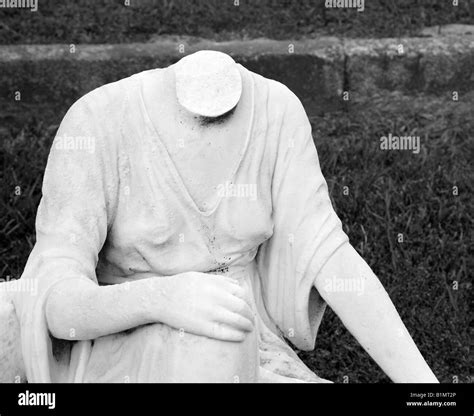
[217,309,254,332]
[210,322,246,342]
[224,296,254,323]
[226,283,253,308]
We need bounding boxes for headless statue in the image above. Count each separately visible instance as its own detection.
[0,51,439,383]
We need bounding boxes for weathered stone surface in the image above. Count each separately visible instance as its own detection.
[0,37,345,128]
[0,36,472,129]
[344,36,474,96]
[420,24,474,37]
[0,282,25,382]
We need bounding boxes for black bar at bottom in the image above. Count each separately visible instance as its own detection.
[0,383,471,415]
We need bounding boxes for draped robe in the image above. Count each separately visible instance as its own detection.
[13,65,349,382]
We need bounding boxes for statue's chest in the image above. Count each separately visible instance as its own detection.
[158,122,249,213]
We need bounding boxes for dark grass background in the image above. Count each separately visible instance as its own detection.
[0,0,473,43]
[0,0,473,382]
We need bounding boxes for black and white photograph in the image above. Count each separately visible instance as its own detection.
[0,0,472,413]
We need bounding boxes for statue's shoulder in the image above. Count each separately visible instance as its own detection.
[249,70,303,115]
[248,70,306,127]
[67,76,133,122]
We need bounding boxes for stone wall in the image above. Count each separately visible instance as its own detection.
[1,35,472,128]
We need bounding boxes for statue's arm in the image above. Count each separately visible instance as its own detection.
[45,272,254,342]
[314,242,439,383]
[45,277,161,341]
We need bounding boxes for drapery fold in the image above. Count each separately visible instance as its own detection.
[256,87,349,351]
[14,89,121,382]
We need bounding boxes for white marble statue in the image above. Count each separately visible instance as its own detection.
[0,50,438,383]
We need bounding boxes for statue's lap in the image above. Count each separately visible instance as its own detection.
[82,322,259,383]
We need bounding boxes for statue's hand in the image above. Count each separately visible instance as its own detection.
[154,272,255,342]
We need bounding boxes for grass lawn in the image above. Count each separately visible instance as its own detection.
[0,90,472,382]
[0,0,472,44]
